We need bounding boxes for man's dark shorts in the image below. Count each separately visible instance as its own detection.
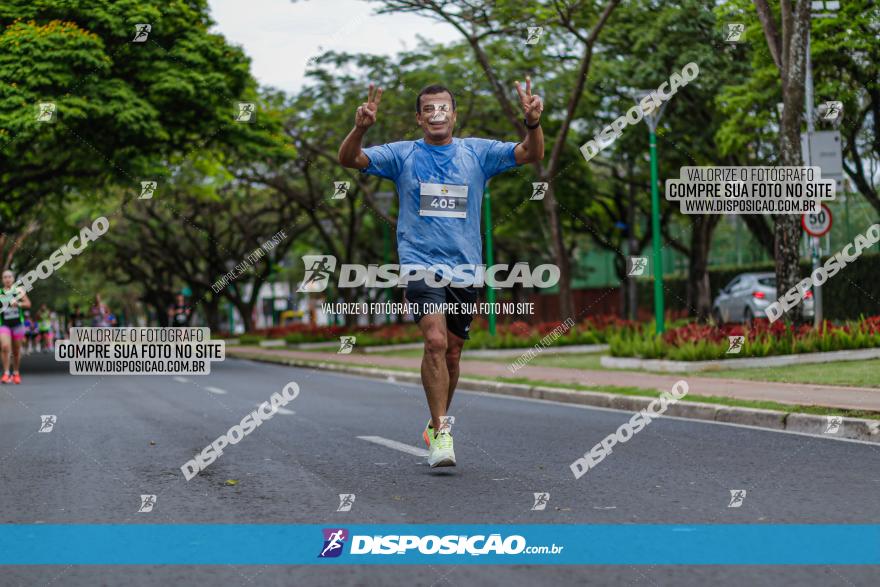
[405,278,480,340]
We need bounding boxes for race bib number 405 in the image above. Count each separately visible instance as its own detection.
[419,183,468,219]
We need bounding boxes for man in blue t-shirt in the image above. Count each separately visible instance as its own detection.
[338,81,544,468]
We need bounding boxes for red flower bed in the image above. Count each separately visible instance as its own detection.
[662,322,726,345]
[536,321,565,336]
[581,314,638,331]
[661,316,880,348]
[248,313,641,346]
[507,321,532,337]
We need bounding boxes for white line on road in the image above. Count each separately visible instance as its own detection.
[173,376,189,383]
[205,386,227,395]
[255,404,294,415]
[357,436,429,458]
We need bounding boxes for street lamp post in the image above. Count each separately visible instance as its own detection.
[648,132,664,333]
[483,188,496,336]
[633,91,669,333]
[382,224,391,324]
[318,218,339,326]
[374,191,395,325]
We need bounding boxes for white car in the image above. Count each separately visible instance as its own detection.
[712,272,814,323]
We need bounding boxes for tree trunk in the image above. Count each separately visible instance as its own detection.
[755,0,811,324]
[776,21,810,324]
[540,182,574,319]
[687,215,720,321]
[203,296,221,332]
[230,298,255,333]
[626,176,639,320]
[615,253,633,320]
[339,286,359,328]
[152,301,169,327]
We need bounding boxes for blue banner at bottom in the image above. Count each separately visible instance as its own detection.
[0,525,877,565]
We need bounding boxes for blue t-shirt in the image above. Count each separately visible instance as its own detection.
[361,137,518,284]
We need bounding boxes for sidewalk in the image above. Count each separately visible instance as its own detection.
[227,346,880,412]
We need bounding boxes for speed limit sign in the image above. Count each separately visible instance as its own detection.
[802,204,833,237]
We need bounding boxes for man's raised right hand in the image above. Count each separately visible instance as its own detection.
[355,83,383,129]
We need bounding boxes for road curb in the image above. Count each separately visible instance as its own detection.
[229,350,880,443]
[716,406,787,430]
[464,343,609,358]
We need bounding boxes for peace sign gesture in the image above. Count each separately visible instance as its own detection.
[514,76,543,126]
[355,83,383,129]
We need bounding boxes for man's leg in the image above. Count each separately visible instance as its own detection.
[442,285,478,411]
[417,313,450,431]
[445,330,465,410]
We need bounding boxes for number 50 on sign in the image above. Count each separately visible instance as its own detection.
[802,204,832,237]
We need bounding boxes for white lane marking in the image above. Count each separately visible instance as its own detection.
[205,386,227,395]
[357,436,429,458]
[254,403,294,415]
[173,376,189,383]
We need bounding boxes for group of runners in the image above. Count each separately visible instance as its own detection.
[22,305,58,354]
[0,268,122,384]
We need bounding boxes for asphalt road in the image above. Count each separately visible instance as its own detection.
[1,353,878,586]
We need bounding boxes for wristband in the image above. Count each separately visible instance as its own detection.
[524,118,541,130]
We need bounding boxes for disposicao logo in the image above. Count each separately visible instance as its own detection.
[319,528,348,558]
[317,530,562,558]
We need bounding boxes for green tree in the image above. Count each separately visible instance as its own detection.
[810,0,880,214]
[370,0,622,320]
[0,0,253,241]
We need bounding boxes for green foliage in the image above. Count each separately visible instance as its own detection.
[238,334,264,345]
[3,0,877,329]
[0,0,257,232]
[466,326,605,350]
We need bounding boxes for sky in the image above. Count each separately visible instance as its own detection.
[208,0,462,94]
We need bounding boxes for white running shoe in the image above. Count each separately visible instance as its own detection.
[428,416,456,468]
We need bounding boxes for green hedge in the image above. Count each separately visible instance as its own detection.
[466,328,607,350]
[639,253,880,320]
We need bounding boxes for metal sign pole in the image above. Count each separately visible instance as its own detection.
[375,191,395,325]
[484,188,496,336]
[811,236,822,326]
